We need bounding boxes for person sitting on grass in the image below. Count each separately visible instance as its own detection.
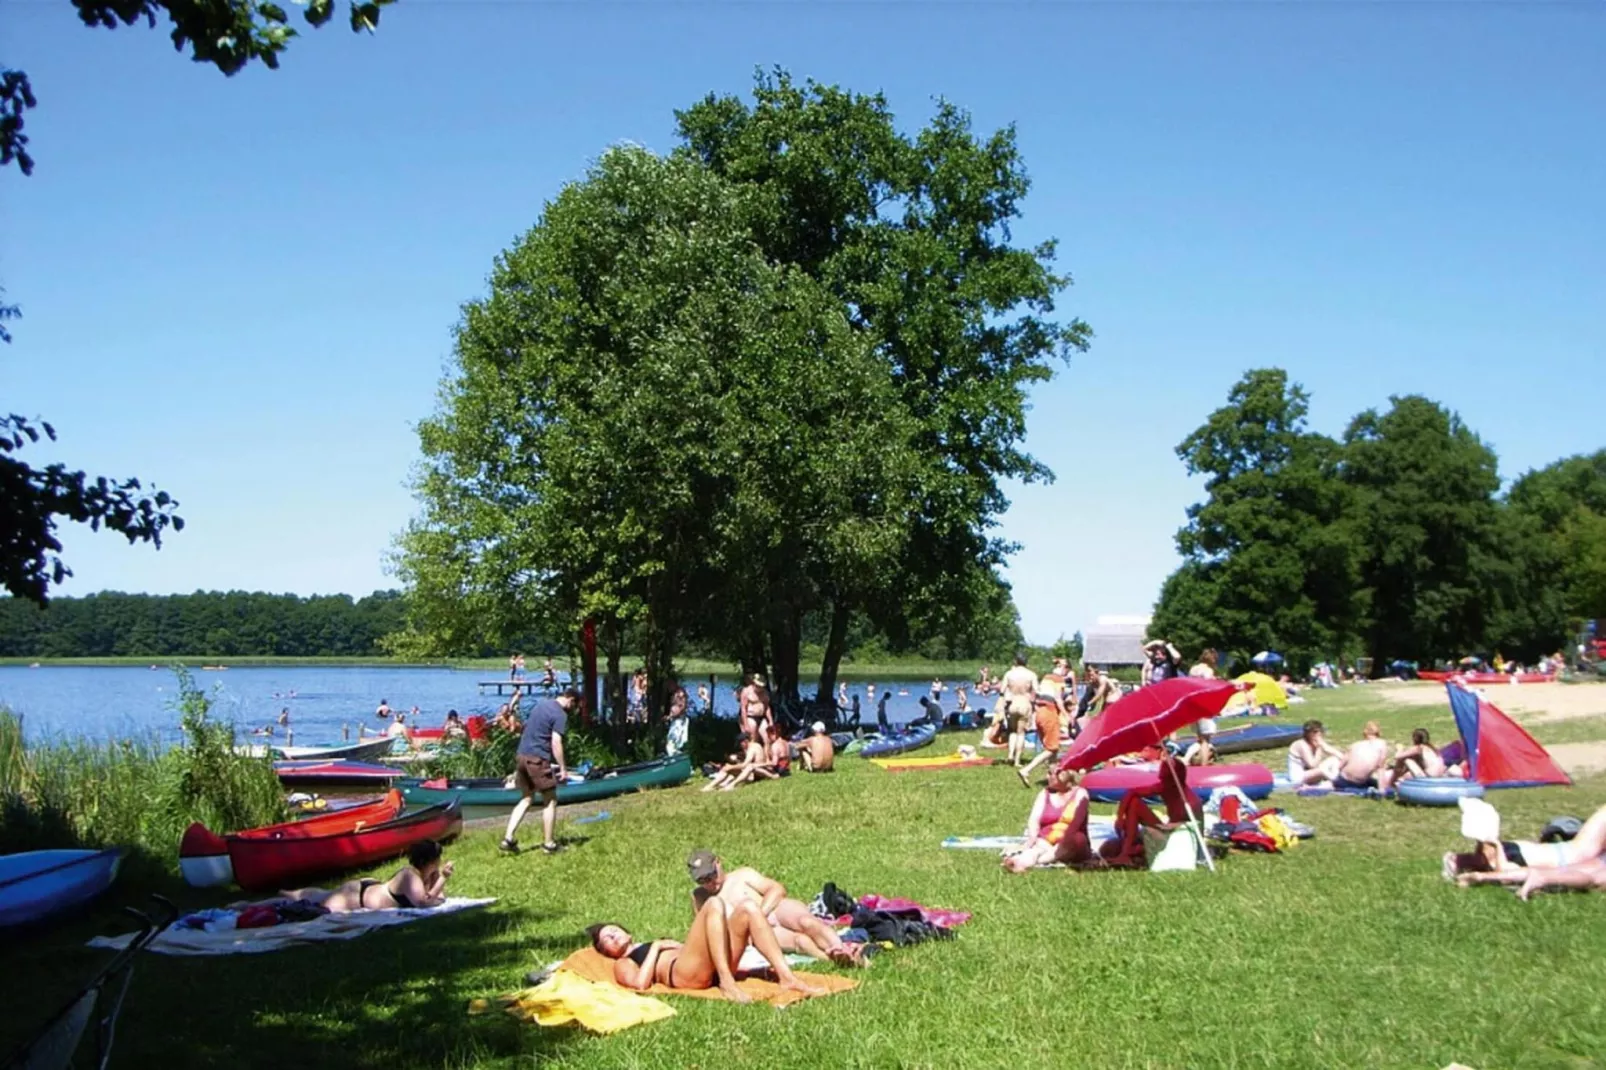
[588,897,826,1003]
[1376,728,1446,794]
[1334,720,1389,789]
[978,697,1008,750]
[800,722,835,773]
[1446,804,1606,900]
[1287,720,1346,787]
[687,849,865,967]
[703,735,774,792]
[1003,767,1180,873]
[276,841,452,913]
[1002,766,1086,871]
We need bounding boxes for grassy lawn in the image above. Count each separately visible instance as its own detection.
[5,685,1605,1069]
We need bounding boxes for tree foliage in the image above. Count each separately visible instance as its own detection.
[1150,369,1360,667]
[0,589,407,657]
[1155,373,1590,669]
[398,73,1081,717]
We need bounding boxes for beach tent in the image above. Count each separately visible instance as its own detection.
[1444,683,1571,789]
[1233,672,1289,710]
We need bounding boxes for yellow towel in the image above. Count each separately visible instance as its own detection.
[470,969,675,1034]
[871,753,993,771]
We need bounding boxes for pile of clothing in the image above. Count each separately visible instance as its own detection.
[810,883,968,948]
[173,899,330,933]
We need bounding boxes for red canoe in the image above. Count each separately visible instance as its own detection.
[180,791,404,888]
[411,715,490,743]
[181,797,463,891]
[1417,671,1554,685]
[1081,762,1274,803]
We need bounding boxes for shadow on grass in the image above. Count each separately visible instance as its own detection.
[2,898,581,1070]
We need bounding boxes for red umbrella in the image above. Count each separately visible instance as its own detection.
[1059,677,1240,772]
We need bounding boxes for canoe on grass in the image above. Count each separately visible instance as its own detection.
[399,754,693,809]
[857,723,938,759]
[182,796,461,891]
[179,790,405,888]
[0,848,123,930]
[273,759,402,788]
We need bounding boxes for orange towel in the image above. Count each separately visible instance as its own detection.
[560,948,857,1007]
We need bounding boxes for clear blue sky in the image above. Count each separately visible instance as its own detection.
[3,2,1601,644]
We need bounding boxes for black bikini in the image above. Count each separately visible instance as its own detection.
[357,878,416,909]
[626,943,677,986]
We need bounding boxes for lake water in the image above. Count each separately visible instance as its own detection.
[0,666,963,746]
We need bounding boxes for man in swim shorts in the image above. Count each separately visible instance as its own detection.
[687,849,864,966]
[1000,654,1039,768]
[1334,720,1389,789]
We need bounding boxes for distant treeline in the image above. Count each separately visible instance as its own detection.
[0,591,409,658]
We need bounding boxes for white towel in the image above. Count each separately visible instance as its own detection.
[87,897,496,956]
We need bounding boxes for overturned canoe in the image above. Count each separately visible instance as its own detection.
[0,848,123,930]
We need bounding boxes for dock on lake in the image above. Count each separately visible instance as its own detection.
[477,679,555,696]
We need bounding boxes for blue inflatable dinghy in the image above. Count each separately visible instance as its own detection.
[1396,778,1485,807]
[858,723,938,759]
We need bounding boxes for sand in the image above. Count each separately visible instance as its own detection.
[1369,681,1606,779]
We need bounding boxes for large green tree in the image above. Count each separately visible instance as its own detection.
[675,71,1090,704]
[1150,369,1362,667]
[1506,450,1606,633]
[1341,395,1507,663]
[394,145,917,719]
[3,0,396,604]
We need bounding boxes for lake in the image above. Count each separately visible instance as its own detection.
[0,665,968,745]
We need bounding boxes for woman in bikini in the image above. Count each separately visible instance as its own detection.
[588,896,824,1003]
[1376,727,1446,794]
[1003,766,1179,873]
[1447,803,1606,900]
[277,841,451,912]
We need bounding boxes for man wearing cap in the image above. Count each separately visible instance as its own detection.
[800,722,835,773]
[686,850,864,967]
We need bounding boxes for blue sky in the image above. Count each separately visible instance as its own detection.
[3,2,1601,644]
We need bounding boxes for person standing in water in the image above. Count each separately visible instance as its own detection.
[500,689,577,856]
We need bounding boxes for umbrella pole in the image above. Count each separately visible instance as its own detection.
[1189,813,1217,873]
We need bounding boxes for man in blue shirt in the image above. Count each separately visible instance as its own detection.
[500,689,578,856]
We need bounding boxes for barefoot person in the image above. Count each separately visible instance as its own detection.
[1017,686,1066,785]
[1335,720,1389,789]
[800,722,835,773]
[687,849,865,967]
[278,841,452,912]
[1000,654,1039,768]
[588,896,825,1003]
[1376,728,1447,794]
[1447,804,1606,900]
[500,689,578,855]
[1287,720,1345,787]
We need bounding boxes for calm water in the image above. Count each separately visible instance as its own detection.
[0,666,964,745]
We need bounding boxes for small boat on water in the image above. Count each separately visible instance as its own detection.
[179,790,405,887]
[273,759,402,789]
[180,796,461,891]
[239,738,396,763]
[858,723,938,759]
[400,754,692,809]
[0,848,123,929]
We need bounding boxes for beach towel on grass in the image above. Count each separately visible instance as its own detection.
[87,898,496,956]
[472,969,675,1034]
[559,948,857,1007]
[872,754,993,772]
[943,819,1119,852]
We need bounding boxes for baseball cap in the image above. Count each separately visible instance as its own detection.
[686,848,719,883]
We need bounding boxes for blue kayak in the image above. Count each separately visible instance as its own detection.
[0,848,123,929]
[858,724,938,758]
[1173,721,1302,756]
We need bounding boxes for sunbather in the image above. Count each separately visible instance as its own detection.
[276,841,451,912]
[1335,720,1389,789]
[1376,728,1446,793]
[1287,720,1345,787]
[589,896,825,1003]
[1447,804,1606,900]
[1003,768,1179,873]
[1002,766,1085,872]
[703,738,770,792]
[686,849,865,966]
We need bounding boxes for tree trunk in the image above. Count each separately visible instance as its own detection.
[768,609,803,728]
[602,619,625,725]
[816,599,851,706]
[643,614,677,723]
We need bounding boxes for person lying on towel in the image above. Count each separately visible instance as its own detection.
[1002,767,1180,873]
[588,897,826,1003]
[687,849,865,966]
[1447,803,1606,900]
[272,841,452,913]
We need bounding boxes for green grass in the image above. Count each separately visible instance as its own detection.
[4,687,1605,1069]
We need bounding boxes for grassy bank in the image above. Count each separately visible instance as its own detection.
[3,686,1604,1068]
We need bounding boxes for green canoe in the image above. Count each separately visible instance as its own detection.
[399,754,693,809]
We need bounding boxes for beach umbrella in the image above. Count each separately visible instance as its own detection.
[1250,651,1284,667]
[1059,677,1239,772]
[1233,672,1289,709]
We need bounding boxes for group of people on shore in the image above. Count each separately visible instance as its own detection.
[1286,719,1462,793]
[704,676,835,791]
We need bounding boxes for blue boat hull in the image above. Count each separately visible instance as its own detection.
[0,848,123,929]
[858,725,938,758]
